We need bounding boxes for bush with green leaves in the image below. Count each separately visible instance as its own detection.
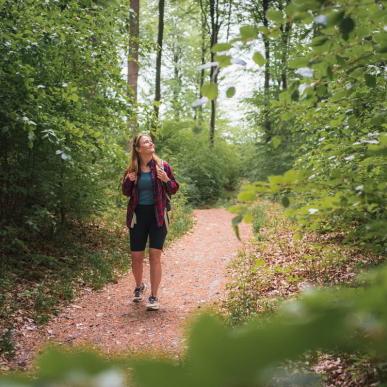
[226,0,387,253]
[0,0,130,244]
[155,119,242,205]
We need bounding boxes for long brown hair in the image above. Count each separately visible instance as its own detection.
[127,133,162,174]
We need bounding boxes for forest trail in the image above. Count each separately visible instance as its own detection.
[13,208,251,368]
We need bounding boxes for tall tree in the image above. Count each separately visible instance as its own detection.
[159,1,204,122]
[241,0,274,141]
[208,0,220,147]
[278,0,292,90]
[197,0,209,127]
[205,0,232,147]
[261,0,271,140]
[169,14,183,121]
[152,0,165,139]
[128,0,140,134]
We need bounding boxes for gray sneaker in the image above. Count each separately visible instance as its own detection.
[133,283,146,303]
[146,295,160,311]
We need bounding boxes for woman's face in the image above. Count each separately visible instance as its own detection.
[137,135,155,155]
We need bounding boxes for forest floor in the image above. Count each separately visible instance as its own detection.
[7,208,252,370]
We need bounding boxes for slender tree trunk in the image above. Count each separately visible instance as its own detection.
[209,0,219,147]
[197,0,208,125]
[128,0,140,135]
[279,0,291,90]
[172,42,182,121]
[262,0,271,141]
[152,0,165,139]
[226,0,232,41]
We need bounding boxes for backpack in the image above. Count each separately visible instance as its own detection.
[160,160,171,212]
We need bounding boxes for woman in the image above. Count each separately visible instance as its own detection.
[122,133,179,311]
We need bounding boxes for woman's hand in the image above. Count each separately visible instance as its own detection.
[126,171,137,182]
[157,167,170,183]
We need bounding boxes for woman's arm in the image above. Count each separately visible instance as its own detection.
[164,163,179,195]
[122,170,135,197]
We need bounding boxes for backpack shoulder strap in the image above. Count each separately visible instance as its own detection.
[160,159,171,201]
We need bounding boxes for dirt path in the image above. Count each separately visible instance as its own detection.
[13,208,251,367]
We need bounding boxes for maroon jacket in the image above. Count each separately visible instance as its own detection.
[122,159,179,229]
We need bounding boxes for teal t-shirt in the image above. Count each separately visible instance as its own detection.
[138,172,154,204]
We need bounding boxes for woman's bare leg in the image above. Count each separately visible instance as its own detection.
[149,248,162,296]
[131,251,145,287]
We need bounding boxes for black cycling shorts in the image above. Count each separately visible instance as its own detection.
[129,204,167,251]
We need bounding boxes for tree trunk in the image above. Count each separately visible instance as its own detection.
[209,0,219,147]
[172,42,182,121]
[128,0,140,135]
[152,0,165,139]
[262,0,272,141]
[279,0,292,90]
[197,0,208,126]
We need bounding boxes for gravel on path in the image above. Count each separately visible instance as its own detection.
[12,208,251,367]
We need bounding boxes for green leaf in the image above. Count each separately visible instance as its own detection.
[243,213,253,223]
[132,359,185,387]
[252,51,266,66]
[364,74,376,87]
[215,55,231,67]
[211,43,232,53]
[228,205,245,214]
[257,26,270,35]
[291,88,300,101]
[226,87,236,98]
[237,190,256,202]
[312,36,328,47]
[326,10,345,27]
[374,32,387,53]
[316,84,328,98]
[293,0,321,12]
[240,25,258,41]
[271,136,282,149]
[326,65,334,80]
[232,214,243,226]
[288,57,309,69]
[281,196,290,207]
[38,347,112,379]
[267,8,283,24]
[201,82,218,100]
[339,16,355,40]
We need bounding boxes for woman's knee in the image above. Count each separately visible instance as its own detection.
[131,251,144,262]
[149,248,162,264]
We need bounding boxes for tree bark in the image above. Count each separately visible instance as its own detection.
[279,0,292,90]
[262,0,272,141]
[128,0,140,135]
[172,41,182,121]
[152,0,165,139]
[209,0,219,147]
[197,0,207,125]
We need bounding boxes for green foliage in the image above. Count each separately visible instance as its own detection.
[0,347,131,386]
[0,208,131,337]
[225,86,236,98]
[0,0,130,243]
[226,200,383,327]
[239,25,258,42]
[232,0,387,252]
[156,119,242,205]
[2,264,387,386]
[201,82,218,100]
[252,51,266,66]
[164,191,194,246]
[251,205,266,236]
